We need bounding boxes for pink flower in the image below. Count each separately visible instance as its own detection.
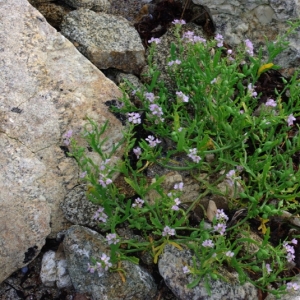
[148,37,161,44]
[214,34,224,47]
[133,147,142,159]
[172,19,186,25]
[145,135,161,147]
[162,226,176,237]
[265,99,276,107]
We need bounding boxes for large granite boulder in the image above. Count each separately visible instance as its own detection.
[60,9,146,74]
[0,0,123,283]
[192,0,300,73]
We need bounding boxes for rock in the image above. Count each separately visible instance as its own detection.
[60,9,146,74]
[33,2,73,29]
[0,0,124,283]
[40,251,57,287]
[63,225,157,299]
[191,0,300,74]
[62,0,110,12]
[159,244,258,300]
[60,185,100,229]
[40,250,73,288]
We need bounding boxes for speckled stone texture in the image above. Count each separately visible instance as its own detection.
[60,185,100,229]
[60,9,146,74]
[63,225,157,299]
[158,244,259,300]
[62,0,110,12]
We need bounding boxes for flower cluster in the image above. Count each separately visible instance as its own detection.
[106,233,120,245]
[93,207,108,223]
[265,98,276,107]
[63,130,73,146]
[247,83,257,98]
[172,19,186,25]
[98,159,113,188]
[187,148,201,163]
[214,209,229,236]
[225,169,241,187]
[214,33,224,48]
[149,103,164,123]
[283,239,297,263]
[287,281,300,291]
[146,135,161,147]
[144,92,156,102]
[202,239,214,248]
[128,112,141,124]
[162,226,176,237]
[168,59,182,66]
[87,253,112,277]
[176,91,189,103]
[182,31,206,44]
[148,37,161,44]
[174,182,184,191]
[245,39,254,56]
[132,197,144,208]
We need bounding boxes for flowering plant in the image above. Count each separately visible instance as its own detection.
[66,20,300,296]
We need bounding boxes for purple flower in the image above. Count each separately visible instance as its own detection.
[98,178,112,188]
[225,251,234,257]
[168,59,182,66]
[171,198,181,211]
[128,112,141,124]
[245,39,254,56]
[227,49,233,55]
[287,114,296,126]
[287,282,300,291]
[145,135,161,147]
[63,130,73,146]
[187,148,201,163]
[193,36,206,43]
[87,263,96,274]
[225,169,241,187]
[215,209,229,222]
[283,241,296,263]
[132,197,144,208]
[182,31,194,40]
[182,266,190,274]
[172,19,186,25]
[214,33,224,47]
[106,233,120,245]
[291,238,298,245]
[133,147,142,159]
[149,104,164,121]
[239,110,245,114]
[265,99,276,107]
[79,171,87,178]
[148,37,161,44]
[144,92,156,102]
[174,182,184,191]
[247,83,257,98]
[100,253,112,270]
[265,263,272,274]
[202,239,214,248]
[162,226,176,237]
[176,91,189,103]
[93,207,108,223]
[214,223,226,235]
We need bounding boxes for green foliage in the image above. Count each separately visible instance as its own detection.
[68,21,300,296]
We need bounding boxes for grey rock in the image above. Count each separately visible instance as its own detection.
[0,0,124,283]
[60,9,146,74]
[63,225,157,299]
[57,259,72,289]
[62,0,110,12]
[158,244,258,300]
[61,185,100,228]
